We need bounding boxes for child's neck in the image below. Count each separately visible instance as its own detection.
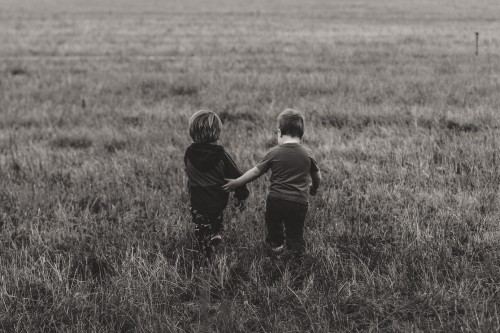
[280,135,301,144]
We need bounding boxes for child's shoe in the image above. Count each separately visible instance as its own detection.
[209,234,222,246]
[272,244,285,253]
[266,241,285,253]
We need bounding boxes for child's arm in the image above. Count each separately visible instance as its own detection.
[309,170,322,196]
[222,167,264,192]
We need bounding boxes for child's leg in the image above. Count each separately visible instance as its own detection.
[264,197,286,247]
[207,212,223,246]
[190,208,223,252]
[208,212,223,235]
[191,208,210,248]
[283,202,308,255]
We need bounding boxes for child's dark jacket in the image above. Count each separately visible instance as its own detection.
[184,143,249,214]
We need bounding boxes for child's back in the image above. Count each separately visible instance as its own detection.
[256,142,317,204]
[222,109,321,256]
[185,143,247,214]
[184,110,249,256]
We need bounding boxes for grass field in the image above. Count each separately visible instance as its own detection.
[2,0,500,331]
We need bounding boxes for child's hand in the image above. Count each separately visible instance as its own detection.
[222,178,239,192]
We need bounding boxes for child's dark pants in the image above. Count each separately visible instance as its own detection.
[190,207,223,254]
[265,197,308,254]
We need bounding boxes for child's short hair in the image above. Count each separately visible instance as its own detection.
[189,110,223,143]
[277,109,304,139]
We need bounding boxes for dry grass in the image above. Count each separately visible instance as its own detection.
[1,0,500,331]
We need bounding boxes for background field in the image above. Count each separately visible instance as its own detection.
[2,0,500,331]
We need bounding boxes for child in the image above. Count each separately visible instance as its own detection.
[222,109,321,256]
[185,110,249,256]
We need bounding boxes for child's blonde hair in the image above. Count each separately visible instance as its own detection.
[188,110,223,143]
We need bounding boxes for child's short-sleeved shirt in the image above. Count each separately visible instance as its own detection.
[256,142,319,204]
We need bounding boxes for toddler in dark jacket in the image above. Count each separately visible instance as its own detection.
[184,110,249,256]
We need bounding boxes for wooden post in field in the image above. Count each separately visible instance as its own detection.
[475,32,479,56]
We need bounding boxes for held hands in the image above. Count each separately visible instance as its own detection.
[222,179,246,212]
[222,178,239,192]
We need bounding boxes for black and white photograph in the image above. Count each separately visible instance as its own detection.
[1,0,500,331]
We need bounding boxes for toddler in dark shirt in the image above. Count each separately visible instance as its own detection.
[223,109,321,256]
[185,110,249,257]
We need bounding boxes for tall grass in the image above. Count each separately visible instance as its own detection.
[1,0,500,331]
